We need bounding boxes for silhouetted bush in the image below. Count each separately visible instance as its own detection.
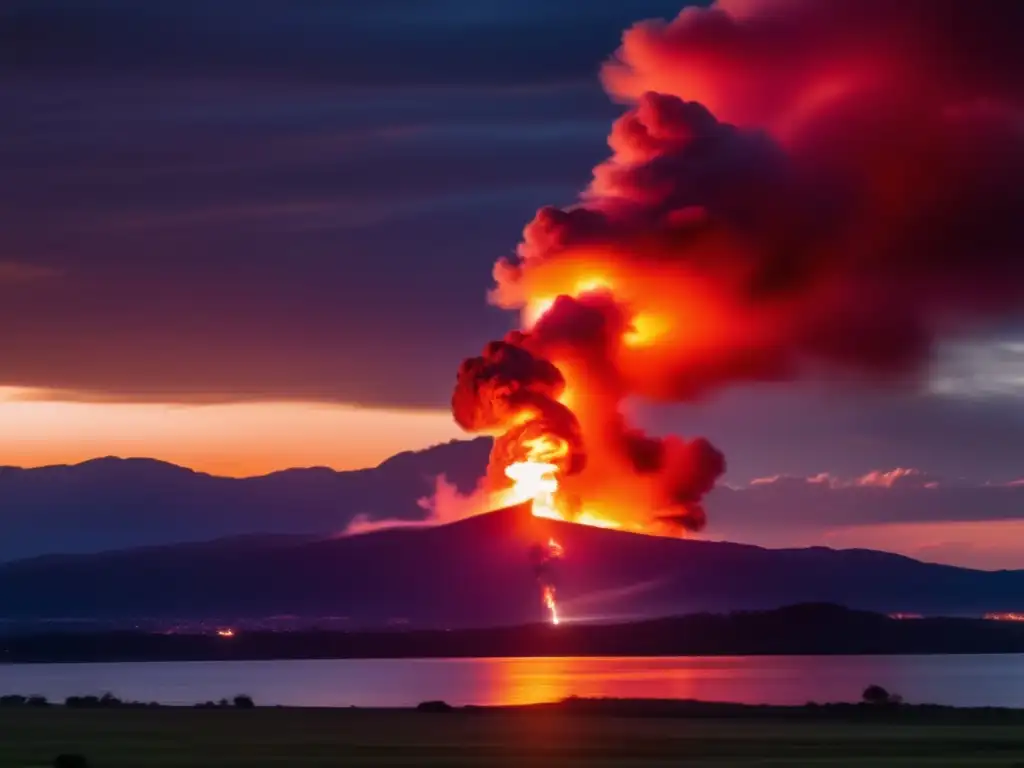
[0,694,27,707]
[27,694,50,707]
[416,700,453,713]
[218,698,230,708]
[233,694,255,709]
[53,755,90,768]
[863,685,900,705]
[65,694,124,709]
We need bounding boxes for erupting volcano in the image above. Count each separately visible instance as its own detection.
[452,0,1024,623]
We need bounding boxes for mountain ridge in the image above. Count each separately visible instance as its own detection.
[0,438,492,560]
[3,503,1022,629]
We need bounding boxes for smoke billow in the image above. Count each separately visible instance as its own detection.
[453,0,1024,533]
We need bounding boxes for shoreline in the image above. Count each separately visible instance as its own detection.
[7,604,1024,663]
[6,695,1024,718]
[5,649,1024,666]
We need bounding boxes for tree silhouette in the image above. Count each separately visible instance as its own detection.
[862,684,896,705]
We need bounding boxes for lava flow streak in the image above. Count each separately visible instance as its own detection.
[542,584,560,626]
[528,535,565,625]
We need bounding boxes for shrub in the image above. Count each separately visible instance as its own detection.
[27,694,50,707]
[233,694,255,709]
[0,694,27,707]
[65,695,101,709]
[862,684,899,705]
[416,700,453,713]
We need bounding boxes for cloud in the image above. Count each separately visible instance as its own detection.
[708,468,1024,529]
[750,467,943,490]
[930,339,1024,400]
[2,0,691,88]
[0,47,621,409]
[702,470,1024,568]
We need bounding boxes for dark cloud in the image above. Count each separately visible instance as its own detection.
[2,1,693,87]
[2,1,696,406]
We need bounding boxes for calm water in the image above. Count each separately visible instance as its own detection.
[3,655,1023,708]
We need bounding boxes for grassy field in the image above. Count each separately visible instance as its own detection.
[4,706,1024,767]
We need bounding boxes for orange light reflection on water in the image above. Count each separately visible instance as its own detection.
[485,657,578,706]
[483,657,714,706]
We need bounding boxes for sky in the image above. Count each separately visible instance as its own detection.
[3,1,1024,565]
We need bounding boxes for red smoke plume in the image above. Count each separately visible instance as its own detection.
[453,0,1024,535]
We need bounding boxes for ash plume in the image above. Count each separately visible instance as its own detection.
[454,0,1024,533]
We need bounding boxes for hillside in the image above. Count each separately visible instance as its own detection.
[2,503,1023,628]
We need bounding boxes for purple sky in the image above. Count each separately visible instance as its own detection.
[2,2,1023,496]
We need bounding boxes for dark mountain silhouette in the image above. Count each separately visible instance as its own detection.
[3,504,1023,628]
[0,438,491,560]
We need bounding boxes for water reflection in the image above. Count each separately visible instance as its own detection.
[3,655,1023,708]
[489,657,577,705]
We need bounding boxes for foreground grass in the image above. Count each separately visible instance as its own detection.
[4,704,1024,767]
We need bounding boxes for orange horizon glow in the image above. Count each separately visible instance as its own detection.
[0,386,463,476]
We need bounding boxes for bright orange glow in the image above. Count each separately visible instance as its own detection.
[475,255,730,539]
[624,313,671,347]
[216,628,236,638]
[523,297,555,329]
[521,276,613,329]
[0,387,461,476]
[504,460,561,517]
[484,657,577,705]
[502,460,624,531]
[542,584,560,625]
[985,613,1024,622]
[547,537,564,558]
[574,276,611,294]
[576,510,626,530]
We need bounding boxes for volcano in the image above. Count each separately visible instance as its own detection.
[3,502,1024,629]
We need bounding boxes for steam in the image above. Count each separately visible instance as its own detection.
[343,475,490,536]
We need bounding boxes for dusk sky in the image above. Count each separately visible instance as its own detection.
[4,0,1024,565]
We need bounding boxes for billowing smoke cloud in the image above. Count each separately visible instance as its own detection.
[454,0,1024,534]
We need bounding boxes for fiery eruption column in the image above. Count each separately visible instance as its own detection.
[452,0,1024,621]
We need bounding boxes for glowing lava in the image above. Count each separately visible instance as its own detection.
[542,584,560,625]
[506,456,566,623]
[506,455,570,623]
[504,460,560,519]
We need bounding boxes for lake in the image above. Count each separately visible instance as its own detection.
[3,655,1023,708]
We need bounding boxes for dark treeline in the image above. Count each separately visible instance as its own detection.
[5,605,1024,664]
